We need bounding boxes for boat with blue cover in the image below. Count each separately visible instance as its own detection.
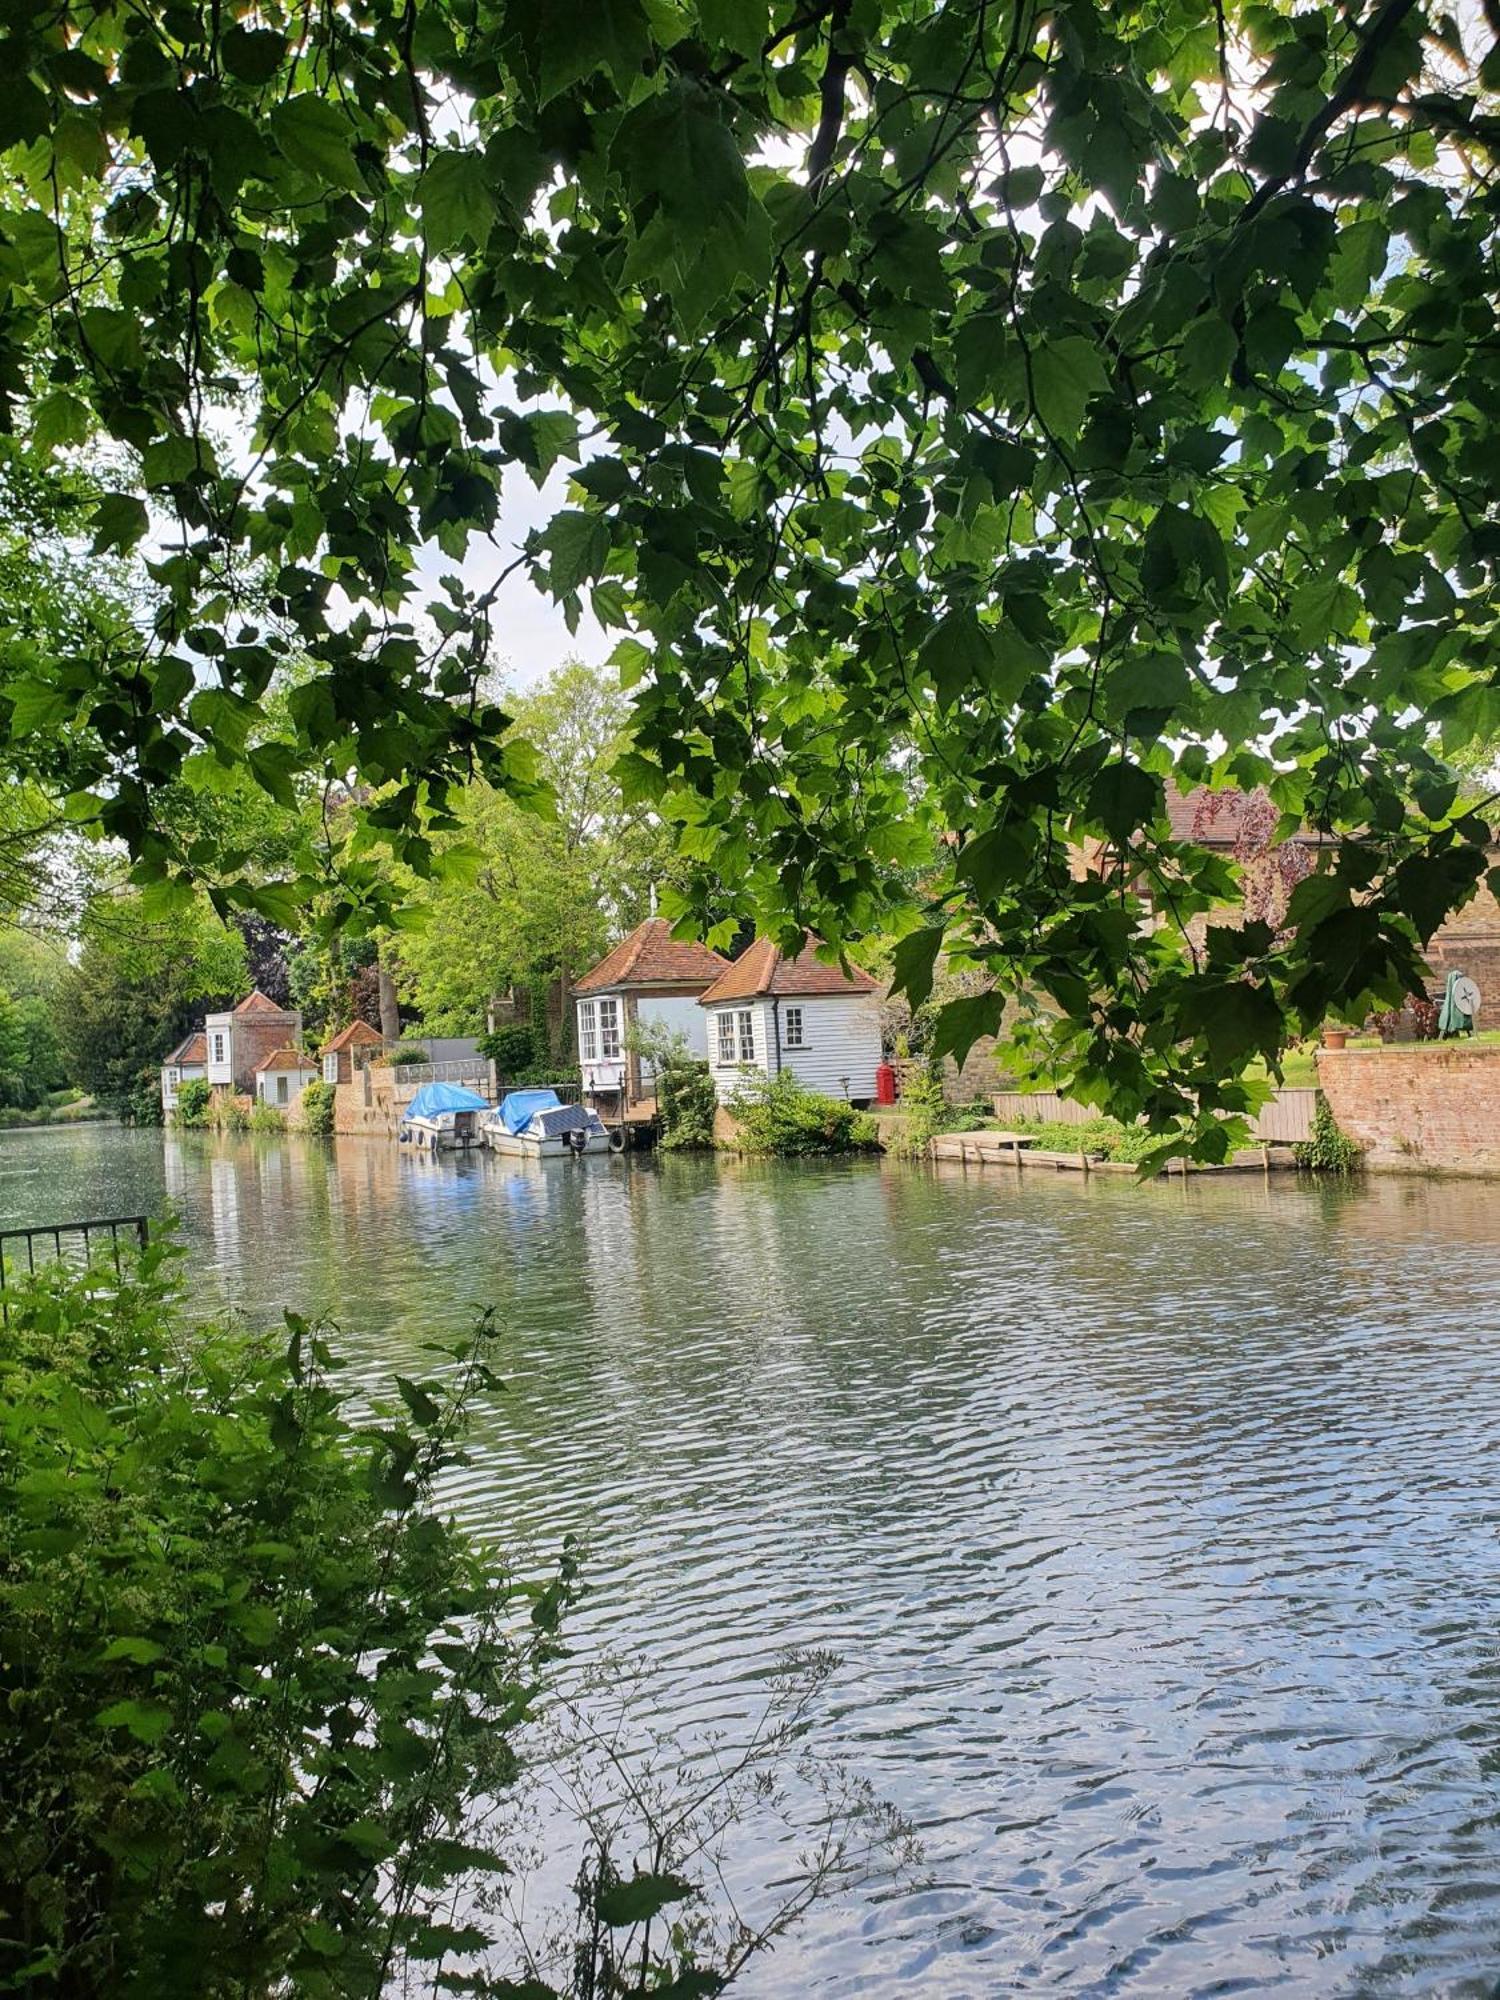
[482,1088,617,1157]
[398,1081,491,1152]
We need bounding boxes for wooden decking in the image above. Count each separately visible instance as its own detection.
[929,1131,1294,1174]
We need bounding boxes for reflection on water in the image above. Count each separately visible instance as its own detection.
[6,1124,1500,1995]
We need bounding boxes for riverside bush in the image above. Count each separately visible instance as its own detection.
[173,1077,213,1128]
[299,1078,335,1136]
[0,1246,575,1997]
[248,1100,286,1134]
[627,1021,716,1149]
[730,1071,876,1156]
[882,1066,957,1159]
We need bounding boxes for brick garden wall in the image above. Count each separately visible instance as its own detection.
[1318,1045,1500,1175]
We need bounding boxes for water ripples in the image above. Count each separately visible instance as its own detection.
[7,1125,1500,1995]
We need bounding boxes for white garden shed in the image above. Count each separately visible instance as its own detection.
[699,938,882,1104]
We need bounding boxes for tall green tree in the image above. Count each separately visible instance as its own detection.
[3,0,1499,1138]
[58,888,249,1117]
[394,662,675,1034]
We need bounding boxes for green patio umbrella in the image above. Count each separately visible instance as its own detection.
[1438,969,1480,1038]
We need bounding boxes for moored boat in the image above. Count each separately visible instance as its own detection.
[398,1081,491,1152]
[482,1088,618,1157]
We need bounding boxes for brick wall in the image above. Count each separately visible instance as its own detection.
[1318,1045,1500,1175]
[231,1011,300,1090]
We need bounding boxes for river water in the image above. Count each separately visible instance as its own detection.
[4,1123,1500,1997]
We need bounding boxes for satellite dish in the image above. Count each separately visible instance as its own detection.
[1453,974,1481,1020]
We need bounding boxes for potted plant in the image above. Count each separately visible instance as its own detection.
[1320,1024,1349,1051]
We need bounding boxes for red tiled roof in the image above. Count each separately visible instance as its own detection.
[575,918,730,994]
[234,988,293,1016]
[164,1031,207,1066]
[324,1019,384,1052]
[698,936,880,1004]
[253,1045,317,1073]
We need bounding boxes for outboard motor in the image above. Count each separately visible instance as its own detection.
[566,1126,588,1155]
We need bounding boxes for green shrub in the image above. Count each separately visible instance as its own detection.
[849,1112,881,1147]
[0,1248,575,1997]
[173,1077,213,1128]
[883,1065,957,1159]
[627,1021,717,1149]
[220,1096,251,1132]
[1293,1091,1364,1174]
[299,1077,336,1136]
[248,1099,286,1134]
[389,1044,430,1068]
[729,1071,877,1156]
[478,1024,536,1076]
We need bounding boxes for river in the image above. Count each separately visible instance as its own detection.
[4,1122,1500,1997]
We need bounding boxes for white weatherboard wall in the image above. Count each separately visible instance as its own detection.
[255,1068,315,1109]
[774,994,882,1100]
[705,999,774,1099]
[704,994,882,1103]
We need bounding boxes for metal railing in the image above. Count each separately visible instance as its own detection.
[389,1058,492,1093]
[0,1215,150,1317]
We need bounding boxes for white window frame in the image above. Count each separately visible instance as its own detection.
[736,1009,755,1062]
[783,1006,804,1048]
[716,1011,736,1064]
[212,1032,226,1065]
[276,1073,289,1105]
[598,997,621,1059]
[579,999,598,1062]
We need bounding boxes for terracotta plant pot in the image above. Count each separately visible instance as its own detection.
[1321,1027,1349,1051]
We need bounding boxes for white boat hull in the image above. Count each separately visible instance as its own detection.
[398,1116,483,1152]
[484,1128,613,1157]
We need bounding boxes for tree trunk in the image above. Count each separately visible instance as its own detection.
[377,955,401,1044]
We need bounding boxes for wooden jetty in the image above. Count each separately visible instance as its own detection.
[928,1131,1293,1175]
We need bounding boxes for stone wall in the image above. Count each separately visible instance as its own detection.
[1317,1045,1500,1175]
[333,1070,404,1138]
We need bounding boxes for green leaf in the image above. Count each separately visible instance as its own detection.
[919,609,993,709]
[141,434,198,488]
[419,152,496,253]
[889,926,945,1011]
[96,1699,173,1745]
[92,492,150,554]
[221,26,287,82]
[270,96,362,191]
[595,1870,695,1928]
[31,390,92,452]
[1088,760,1160,842]
[395,1376,442,1429]
[698,0,767,56]
[929,990,1007,1071]
[545,511,609,595]
[1029,335,1110,439]
[615,81,749,230]
[100,1636,167,1665]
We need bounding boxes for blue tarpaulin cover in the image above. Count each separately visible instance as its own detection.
[402,1082,490,1120]
[496,1088,562,1135]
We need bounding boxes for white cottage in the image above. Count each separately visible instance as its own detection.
[160,1031,208,1114]
[253,1045,320,1112]
[699,937,882,1104]
[574,919,730,1119]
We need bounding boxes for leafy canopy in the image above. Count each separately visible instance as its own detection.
[2,0,1499,1123]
